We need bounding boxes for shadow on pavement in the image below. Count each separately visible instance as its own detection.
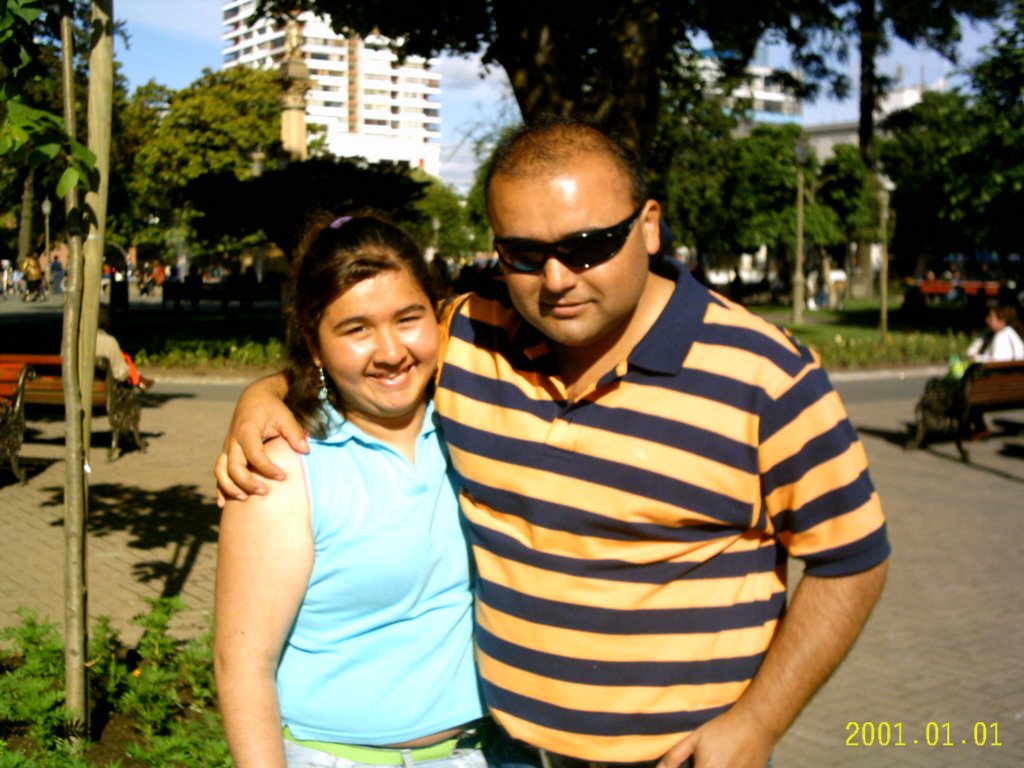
[39,482,220,600]
[20,425,164,457]
[18,391,198,426]
[855,424,913,448]
[0,457,60,489]
[1000,442,1024,460]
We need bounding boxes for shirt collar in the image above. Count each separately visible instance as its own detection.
[314,400,439,447]
[508,259,712,376]
[627,259,711,375]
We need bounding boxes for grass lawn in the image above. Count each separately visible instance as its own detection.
[748,296,978,370]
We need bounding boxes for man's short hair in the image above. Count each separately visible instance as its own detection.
[484,117,648,209]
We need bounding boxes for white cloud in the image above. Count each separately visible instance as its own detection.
[437,53,507,92]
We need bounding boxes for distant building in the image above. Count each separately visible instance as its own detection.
[805,80,947,160]
[699,47,803,129]
[221,1,442,175]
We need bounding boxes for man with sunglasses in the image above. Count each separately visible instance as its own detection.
[217,119,889,768]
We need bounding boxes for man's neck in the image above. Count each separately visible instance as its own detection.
[555,273,674,400]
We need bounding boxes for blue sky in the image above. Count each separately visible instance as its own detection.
[113,0,997,188]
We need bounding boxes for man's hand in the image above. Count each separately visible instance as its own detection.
[215,373,307,507]
[658,560,888,768]
[658,707,775,768]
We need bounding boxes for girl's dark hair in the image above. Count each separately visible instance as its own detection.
[283,211,438,439]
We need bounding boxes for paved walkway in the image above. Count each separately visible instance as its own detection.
[0,353,1021,764]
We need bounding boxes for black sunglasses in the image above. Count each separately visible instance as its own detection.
[492,205,645,273]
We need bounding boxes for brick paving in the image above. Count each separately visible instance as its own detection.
[774,381,1024,766]
[0,380,232,644]
[0,341,1022,763]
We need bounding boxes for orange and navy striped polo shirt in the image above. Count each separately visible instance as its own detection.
[434,261,890,763]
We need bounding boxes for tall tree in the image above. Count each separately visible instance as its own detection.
[406,170,489,259]
[0,0,94,263]
[106,79,172,256]
[878,91,975,272]
[129,65,281,263]
[880,2,1024,263]
[647,63,739,263]
[817,145,877,259]
[184,156,429,259]
[252,0,828,156]
[789,0,1008,166]
[953,0,1024,253]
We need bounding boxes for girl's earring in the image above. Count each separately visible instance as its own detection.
[317,367,329,401]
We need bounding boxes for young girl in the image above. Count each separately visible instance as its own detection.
[214,214,487,768]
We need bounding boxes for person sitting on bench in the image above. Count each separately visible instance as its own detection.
[963,305,1024,364]
[96,306,155,391]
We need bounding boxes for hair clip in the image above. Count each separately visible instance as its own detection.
[329,216,353,229]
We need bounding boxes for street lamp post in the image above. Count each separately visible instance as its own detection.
[877,174,895,336]
[792,143,808,326]
[41,197,52,287]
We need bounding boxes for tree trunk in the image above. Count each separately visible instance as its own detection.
[17,170,34,265]
[857,0,880,168]
[853,0,880,300]
[59,13,88,736]
[488,4,663,157]
[79,0,114,446]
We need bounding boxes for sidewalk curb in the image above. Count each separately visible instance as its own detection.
[830,365,946,382]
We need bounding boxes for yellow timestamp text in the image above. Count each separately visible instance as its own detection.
[845,721,1003,747]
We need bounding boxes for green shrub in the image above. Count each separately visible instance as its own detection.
[0,599,226,766]
[134,337,284,370]
[790,326,970,369]
[0,610,69,750]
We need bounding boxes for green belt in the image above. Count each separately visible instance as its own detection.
[283,725,485,765]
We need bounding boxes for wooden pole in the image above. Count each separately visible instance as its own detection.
[879,181,891,336]
[792,166,805,326]
[59,12,88,735]
[79,0,114,452]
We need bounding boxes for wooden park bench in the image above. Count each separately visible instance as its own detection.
[907,360,1024,462]
[915,278,1001,299]
[0,353,147,460]
[0,363,35,482]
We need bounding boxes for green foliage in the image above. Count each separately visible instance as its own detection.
[880,6,1024,262]
[132,67,281,198]
[0,599,226,766]
[125,66,281,260]
[123,712,231,768]
[879,91,977,265]
[0,746,92,767]
[785,0,1008,162]
[0,610,67,749]
[711,124,841,274]
[252,0,835,155]
[648,64,737,259]
[184,156,429,259]
[406,170,489,258]
[948,1,1024,253]
[727,125,805,255]
[792,325,970,369]
[134,337,285,370]
[818,145,877,246]
[106,80,174,254]
[0,0,96,190]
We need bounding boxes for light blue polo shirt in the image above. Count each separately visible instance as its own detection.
[276,401,485,744]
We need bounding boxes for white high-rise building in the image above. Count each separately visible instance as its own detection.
[221,1,442,176]
[698,47,803,128]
